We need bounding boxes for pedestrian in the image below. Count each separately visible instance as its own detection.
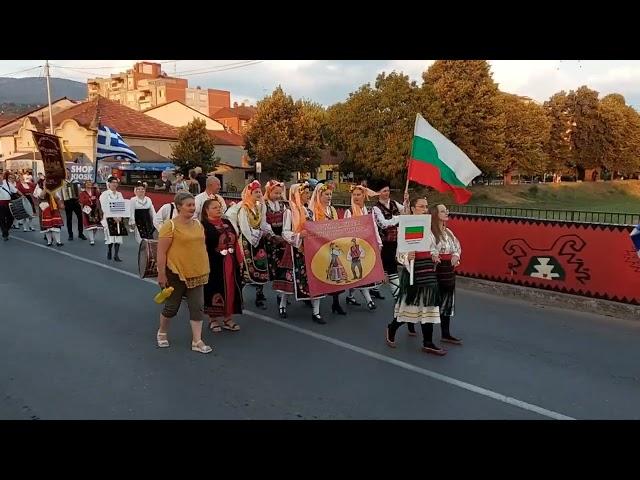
[187,169,201,196]
[79,180,102,245]
[62,180,86,241]
[37,179,65,247]
[386,197,445,356]
[0,172,19,241]
[430,204,463,346]
[16,173,37,232]
[194,166,207,192]
[194,176,226,220]
[156,192,212,354]
[129,181,156,243]
[202,197,243,333]
[174,173,188,192]
[99,176,126,262]
[154,171,172,192]
[343,184,382,310]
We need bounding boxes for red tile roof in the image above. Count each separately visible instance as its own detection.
[212,105,257,121]
[0,113,20,127]
[53,96,179,139]
[207,130,245,147]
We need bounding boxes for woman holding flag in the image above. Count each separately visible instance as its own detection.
[386,197,445,356]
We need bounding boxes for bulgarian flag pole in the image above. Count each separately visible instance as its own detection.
[406,113,482,204]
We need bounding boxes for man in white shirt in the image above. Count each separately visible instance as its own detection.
[153,202,178,231]
[194,176,227,220]
[371,183,409,300]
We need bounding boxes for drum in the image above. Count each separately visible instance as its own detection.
[9,197,34,220]
[61,182,80,201]
[138,239,159,278]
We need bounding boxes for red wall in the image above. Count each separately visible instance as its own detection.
[448,215,639,305]
[125,190,639,305]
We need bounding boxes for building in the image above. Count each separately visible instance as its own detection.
[296,149,350,191]
[143,101,225,131]
[141,100,251,190]
[0,97,80,170]
[1,96,179,180]
[87,62,231,117]
[212,102,257,134]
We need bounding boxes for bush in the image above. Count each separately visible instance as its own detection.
[528,185,539,196]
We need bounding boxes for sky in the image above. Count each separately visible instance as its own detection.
[3,60,640,109]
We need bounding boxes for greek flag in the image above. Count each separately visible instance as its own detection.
[96,125,139,162]
[631,224,640,258]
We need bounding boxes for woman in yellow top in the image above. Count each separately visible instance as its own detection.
[156,192,212,354]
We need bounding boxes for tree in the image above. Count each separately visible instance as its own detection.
[422,60,505,175]
[326,71,441,187]
[544,91,574,177]
[565,86,604,179]
[170,118,217,174]
[599,94,640,176]
[244,86,323,181]
[496,93,550,179]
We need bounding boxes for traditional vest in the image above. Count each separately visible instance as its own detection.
[266,202,284,235]
[376,200,400,243]
[350,245,361,260]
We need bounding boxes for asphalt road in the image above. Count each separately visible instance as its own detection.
[1,228,639,419]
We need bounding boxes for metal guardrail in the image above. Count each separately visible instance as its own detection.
[449,205,640,226]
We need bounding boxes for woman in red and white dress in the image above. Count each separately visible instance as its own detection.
[79,180,102,245]
[15,173,36,232]
[37,179,65,247]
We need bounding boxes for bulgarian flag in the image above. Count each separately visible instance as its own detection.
[408,113,481,204]
[404,225,424,241]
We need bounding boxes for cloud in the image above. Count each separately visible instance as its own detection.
[5,59,640,109]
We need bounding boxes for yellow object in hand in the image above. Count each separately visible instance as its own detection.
[154,286,174,304]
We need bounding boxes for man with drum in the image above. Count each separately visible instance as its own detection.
[0,172,21,241]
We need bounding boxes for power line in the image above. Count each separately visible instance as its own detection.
[177,61,265,77]
[0,65,43,78]
[174,60,260,75]
[51,60,181,70]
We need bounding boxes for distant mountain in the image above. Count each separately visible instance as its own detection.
[0,77,87,104]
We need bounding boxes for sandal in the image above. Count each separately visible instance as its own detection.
[157,331,170,348]
[209,320,222,333]
[222,319,240,332]
[192,340,213,354]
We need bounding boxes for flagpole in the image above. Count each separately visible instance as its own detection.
[44,61,54,135]
[92,99,100,185]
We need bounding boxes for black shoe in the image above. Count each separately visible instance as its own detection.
[279,307,287,319]
[56,242,63,247]
[2,237,8,241]
[79,234,87,240]
[114,256,122,262]
[255,299,267,310]
[256,292,267,303]
[331,304,347,315]
[367,301,377,310]
[345,296,361,306]
[441,335,463,345]
[371,289,385,300]
[312,314,326,324]
[68,235,73,241]
[422,343,447,356]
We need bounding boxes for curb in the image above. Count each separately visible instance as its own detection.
[456,276,639,322]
